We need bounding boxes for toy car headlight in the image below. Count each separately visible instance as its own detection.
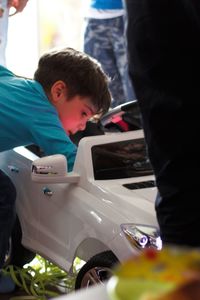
[121,224,162,250]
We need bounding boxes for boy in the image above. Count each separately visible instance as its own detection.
[0,47,111,293]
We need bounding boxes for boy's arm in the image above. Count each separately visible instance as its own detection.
[30,122,77,172]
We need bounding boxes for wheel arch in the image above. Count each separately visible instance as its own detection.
[73,237,116,264]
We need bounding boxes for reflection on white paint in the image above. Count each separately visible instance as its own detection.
[102,198,113,205]
[90,211,102,224]
[14,146,38,161]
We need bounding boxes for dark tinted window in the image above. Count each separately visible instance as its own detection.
[25,145,44,157]
[92,138,153,180]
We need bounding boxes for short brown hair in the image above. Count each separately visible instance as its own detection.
[34,47,111,115]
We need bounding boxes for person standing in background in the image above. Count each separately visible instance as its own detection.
[84,0,136,108]
[0,0,29,66]
[125,0,200,247]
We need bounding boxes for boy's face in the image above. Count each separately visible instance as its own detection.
[51,81,96,135]
[59,95,95,135]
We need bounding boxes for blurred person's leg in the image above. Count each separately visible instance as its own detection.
[112,15,136,103]
[84,17,125,107]
[0,0,9,66]
[0,170,16,293]
[125,0,200,246]
[0,170,16,269]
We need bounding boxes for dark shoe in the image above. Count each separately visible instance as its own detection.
[0,272,15,293]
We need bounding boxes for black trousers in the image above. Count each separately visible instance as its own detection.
[125,0,200,246]
[0,170,16,269]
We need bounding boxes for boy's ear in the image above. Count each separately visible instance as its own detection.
[51,80,67,103]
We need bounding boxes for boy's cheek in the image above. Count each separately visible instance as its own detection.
[60,119,76,135]
[60,119,69,133]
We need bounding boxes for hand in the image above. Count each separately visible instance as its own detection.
[7,0,29,13]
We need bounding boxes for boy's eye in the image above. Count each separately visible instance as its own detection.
[82,111,88,117]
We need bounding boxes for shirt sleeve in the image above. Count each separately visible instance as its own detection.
[30,116,77,172]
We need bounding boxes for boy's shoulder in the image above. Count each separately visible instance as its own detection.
[0,65,15,78]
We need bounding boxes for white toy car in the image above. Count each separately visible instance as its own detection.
[0,102,161,289]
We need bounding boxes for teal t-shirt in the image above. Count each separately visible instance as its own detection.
[0,65,77,172]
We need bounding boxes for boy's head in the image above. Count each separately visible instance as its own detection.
[34,47,111,134]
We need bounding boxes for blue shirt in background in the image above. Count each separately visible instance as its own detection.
[91,0,123,9]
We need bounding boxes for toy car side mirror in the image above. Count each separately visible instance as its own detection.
[31,154,80,183]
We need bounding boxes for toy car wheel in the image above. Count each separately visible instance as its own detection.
[4,216,36,268]
[75,251,118,290]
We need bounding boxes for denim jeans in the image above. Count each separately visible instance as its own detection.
[84,15,136,107]
[0,170,16,269]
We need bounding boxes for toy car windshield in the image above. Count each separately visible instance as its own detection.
[92,138,153,180]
